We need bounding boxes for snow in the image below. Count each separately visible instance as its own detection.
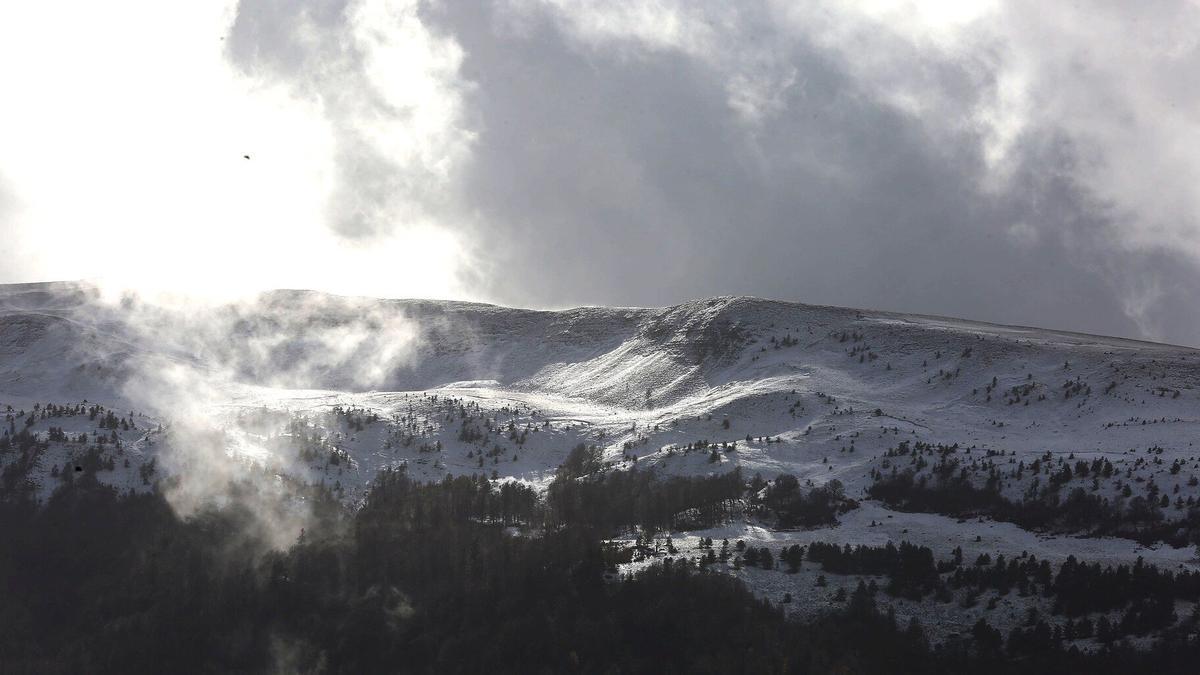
[4,282,1200,638]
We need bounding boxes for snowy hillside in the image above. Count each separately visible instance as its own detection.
[5,281,1200,643]
[5,281,1199,493]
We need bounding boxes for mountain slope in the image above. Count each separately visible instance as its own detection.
[4,283,1200,503]
[8,282,1200,643]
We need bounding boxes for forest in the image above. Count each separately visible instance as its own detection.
[5,462,1200,673]
[868,463,1200,547]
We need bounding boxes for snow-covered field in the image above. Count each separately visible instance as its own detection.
[4,281,1200,641]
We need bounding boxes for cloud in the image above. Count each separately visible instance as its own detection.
[0,0,473,301]
[226,0,477,239]
[419,0,1200,344]
[3,0,1200,346]
[770,1,1200,343]
[500,0,799,126]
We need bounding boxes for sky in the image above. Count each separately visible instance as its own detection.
[2,1,1200,345]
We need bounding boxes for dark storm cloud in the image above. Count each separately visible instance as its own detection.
[419,0,1200,343]
[226,0,1200,346]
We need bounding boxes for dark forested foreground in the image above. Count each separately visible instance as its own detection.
[4,465,1200,674]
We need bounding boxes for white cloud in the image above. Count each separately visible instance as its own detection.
[0,0,475,302]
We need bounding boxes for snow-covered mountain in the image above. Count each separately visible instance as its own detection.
[5,280,1200,497]
[5,281,1200,637]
